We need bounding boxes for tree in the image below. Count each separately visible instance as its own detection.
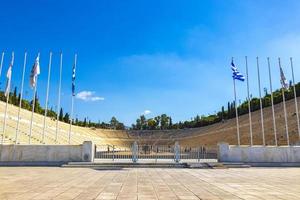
[135,118,142,130]
[32,92,43,114]
[116,122,125,130]
[147,118,157,130]
[195,115,201,127]
[227,102,231,119]
[83,117,87,127]
[221,106,225,120]
[59,108,64,121]
[17,93,21,105]
[63,113,70,123]
[110,117,118,129]
[169,117,173,128]
[160,114,169,130]
[47,107,57,119]
[12,87,17,105]
[154,116,161,129]
[140,115,147,130]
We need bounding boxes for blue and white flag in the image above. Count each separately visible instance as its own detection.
[231,60,245,81]
[72,64,76,96]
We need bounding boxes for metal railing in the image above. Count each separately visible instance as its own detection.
[94,142,217,163]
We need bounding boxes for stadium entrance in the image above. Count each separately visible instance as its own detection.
[94,141,217,163]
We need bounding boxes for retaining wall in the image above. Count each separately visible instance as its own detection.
[218,143,300,163]
[0,141,94,163]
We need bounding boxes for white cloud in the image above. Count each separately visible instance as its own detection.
[142,110,151,115]
[76,91,104,102]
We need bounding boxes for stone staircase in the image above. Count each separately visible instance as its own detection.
[62,162,188,169]
[62,161,252,169]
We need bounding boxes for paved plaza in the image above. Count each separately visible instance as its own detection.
[0,167,300,200]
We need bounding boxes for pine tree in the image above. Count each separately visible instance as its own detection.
[59,108,64,121]
[17,93,21,105]
[63,113,70,123]
[227,102,231,119]
[12,87,17,105]
[83,118,87,127]
[169,117,173,128]
[221,106,225,120]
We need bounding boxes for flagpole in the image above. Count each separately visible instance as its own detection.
[278,58,289,146]
[29,82,38,144]
[256,57,265,145]
[42,51,52,143]
[245,56,253,145]
[2,88,10,144]
[29,53,40,144]
[55,52,63,142]
[69,94,74,144]
[2,52,14,144]
[69,54,77,144]
[233,78,240,146]
[0,52,4,78]
[15,51,27,144]
[290,57,300,140]
[267,57,277,146]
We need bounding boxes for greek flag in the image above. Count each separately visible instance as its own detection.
[231,60,245,81]
[280,65,289,90]
[72,64,76,96]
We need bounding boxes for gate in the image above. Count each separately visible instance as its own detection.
[94,141,217,163]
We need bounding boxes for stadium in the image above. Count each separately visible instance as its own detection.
[1,1,300,200]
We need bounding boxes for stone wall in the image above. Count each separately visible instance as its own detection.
[218,143,300,163]
[0,141,94,163]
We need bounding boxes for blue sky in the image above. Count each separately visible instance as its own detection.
[1,0,300,126]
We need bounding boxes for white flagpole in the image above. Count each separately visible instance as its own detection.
[68,94,74,144]
[42,52,52,143]
[0,52,4,78]
[290,57,300,140]
[2,87,10,144]
[29,52,40,144]
[278,58,289,146]
[15,51,27,144]
[256,57,265,145]
[69,54,77,144]
[29,82,38,144]
[233,78,240,146]
[0,51,4,141]
[245,56,253,145]
[55,52,63,142]
[2,52,14,144]
[267,57,277,146]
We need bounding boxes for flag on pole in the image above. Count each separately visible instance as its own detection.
[231,60,245,81]
[72,63,76,96]
[30,55,40,88]
[280,65,289,89]
[4,54,14,97]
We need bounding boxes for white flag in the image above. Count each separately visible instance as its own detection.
[30,55,40,88]
[4,54,14,97]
